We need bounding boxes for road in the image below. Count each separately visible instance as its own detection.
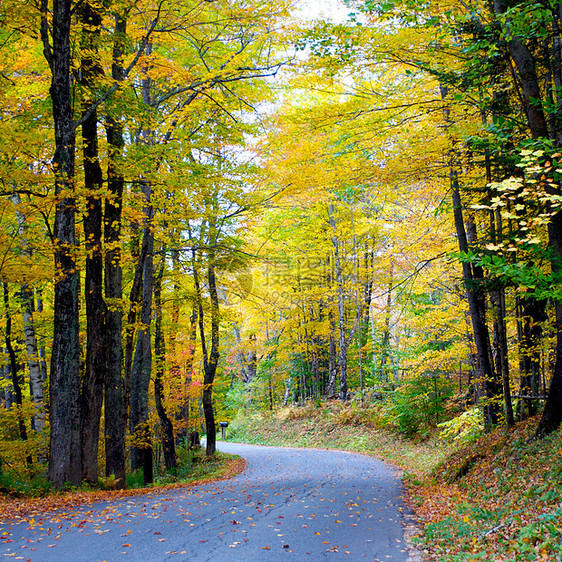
[0,442,415,561]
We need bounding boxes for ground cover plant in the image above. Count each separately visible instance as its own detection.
[0,447,244,523]
[227,402,562,561]
[414,419,562,560]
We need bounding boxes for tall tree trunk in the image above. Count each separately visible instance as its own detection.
[20,286,44,432]
[169,249,187,442]
[441,82,499,430]
[326,306,338,398]
[79,0,106,484]
[380,264,393,383]
[203,259,220,456]
[493,0,550,141]
[124,229,146,404]
[310,308,322,399]
[129,182,154,484]
[490,288,514,426]
[11,194,45,432]
[3,282,31,465]
[43,0,82,488]
[36,291,48,386]
[328,203,348,400]
[129,43,155,483]
[360,247,374,393]
[154,254,176,471]
[518,296,547,418]
[489,209,514,426]
[452,184,499,430]
[538,211,562,436]
[180,304,198,443]
[104,11,127,487]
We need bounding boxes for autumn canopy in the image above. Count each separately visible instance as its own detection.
[0,0,561,490]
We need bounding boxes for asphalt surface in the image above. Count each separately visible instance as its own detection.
[0,442,413,561]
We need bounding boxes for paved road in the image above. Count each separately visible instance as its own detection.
[0,443,413,561]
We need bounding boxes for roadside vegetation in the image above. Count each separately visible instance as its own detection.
[227,399,450,475]
[0,446,244,521]
[2,10,562,562]
[227,400,562,561]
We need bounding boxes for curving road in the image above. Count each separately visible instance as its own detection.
[0,443,414,561]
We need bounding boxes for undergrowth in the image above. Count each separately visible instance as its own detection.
[413,418,562,561]
[0,445,242,524]
[227,401,450,477]
[228,403,562,561]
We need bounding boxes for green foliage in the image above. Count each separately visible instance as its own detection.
[126,469,145,489]
[97,474,121,490]
[0,470,51,498]
[175,440,197,479]
[514,507,562,559]
[438,407,484,446]
[225,381,250,414]
[381,375,454,438]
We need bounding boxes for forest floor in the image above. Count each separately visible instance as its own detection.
[227,403,562,561]
[0,450,245,523]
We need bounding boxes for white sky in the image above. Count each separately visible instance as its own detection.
[295,0,350,23]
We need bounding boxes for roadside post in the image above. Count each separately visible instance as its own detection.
[219,421,229,440]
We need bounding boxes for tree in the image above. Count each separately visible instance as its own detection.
[42,0,82,488]
[78,0,107,485]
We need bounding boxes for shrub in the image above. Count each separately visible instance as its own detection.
[0,470,51,497]
[126,468,145,489]
[438,407,484,446]
[382,375,454,437]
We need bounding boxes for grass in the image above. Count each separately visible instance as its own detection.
[227,403,562,561]
[227,401,450,475]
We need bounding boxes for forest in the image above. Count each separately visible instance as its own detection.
[1,0,562,516]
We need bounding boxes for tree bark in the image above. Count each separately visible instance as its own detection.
[441,82,500,430]
[326,303,337,397]
[489,209,514,426]
[104,11,127,488]
[79,0,106,484]
[328,203,348,400]
[3,282,30,460]
[129,43,155,483]
[452,185,499,430]
[380,264,393,383]
[20,286,44,432]
[493,0,550,140]
[44,0,82,488]
[490,288,514,426]
[129,182,154,484]
[538,211,562,435]
[179,304,198,443]
[154,254,176,471]
[203,259,220,456]
[11,194,45,433]
[518,295,547,418]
